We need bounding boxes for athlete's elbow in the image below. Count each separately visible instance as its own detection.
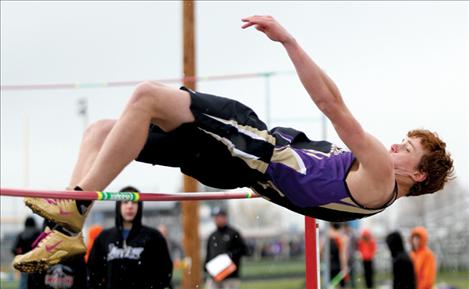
[316,97,342,119]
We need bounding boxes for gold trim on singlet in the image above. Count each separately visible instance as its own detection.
[203,114,276,145]
[270,147,307,174]
[256,181,285,197]
[302,148,332,158]
[270,146,338,175]
[198,128,270,173]
[319,201,384,215]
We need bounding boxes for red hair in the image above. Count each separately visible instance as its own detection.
[407,129,454,196]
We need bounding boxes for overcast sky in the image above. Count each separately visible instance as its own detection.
[1,2,468,220]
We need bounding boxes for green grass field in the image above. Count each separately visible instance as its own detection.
[238,259,468,289]
[2,259,467,289]
[239,272,469,289]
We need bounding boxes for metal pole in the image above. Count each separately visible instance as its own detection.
[305,217,319,289]
[77,98,89,131]
[322,113,330,289]
[22,113,30,189]
[264,73,271,126]
[321,114,327,144]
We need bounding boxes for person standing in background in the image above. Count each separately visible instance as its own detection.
[358,229,376,289]
[11,216,41,289]
[158,224,185,267]
[327,223,348,288]
[158,224,185,289]
[409,227,436,289]
[342,222,358,288]
[87,186,173,289]
[386,231,416,289]
[27,256,87,289]
[204,207,248,289]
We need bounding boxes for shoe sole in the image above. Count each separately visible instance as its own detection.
[13,259,49,273]
[13,250,85,273]
[25,199,82,233]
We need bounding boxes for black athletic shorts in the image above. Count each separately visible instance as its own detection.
[135,87,275,189]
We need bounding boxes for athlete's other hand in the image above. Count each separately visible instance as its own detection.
[241,15,294,44]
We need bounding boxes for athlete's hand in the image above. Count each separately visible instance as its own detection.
[241,15,294,44]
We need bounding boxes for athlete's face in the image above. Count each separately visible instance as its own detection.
[120,201,138,223]
[389,136,427,182]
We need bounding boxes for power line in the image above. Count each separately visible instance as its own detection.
[1,71,295,91]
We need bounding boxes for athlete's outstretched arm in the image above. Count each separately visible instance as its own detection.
[242,15,343,122]
[242,16,394,193]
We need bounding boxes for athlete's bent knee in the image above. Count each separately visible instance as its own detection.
[134,81,155,95]
[129,81,162,107]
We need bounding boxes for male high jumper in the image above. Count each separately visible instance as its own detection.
[13,16,453,272]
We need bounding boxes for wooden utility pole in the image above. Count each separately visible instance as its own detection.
[182,1,201,288]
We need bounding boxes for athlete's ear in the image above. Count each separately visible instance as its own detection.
[411,170,427,183]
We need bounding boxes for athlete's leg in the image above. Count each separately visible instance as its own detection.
[69,83,186,187]
[77,81,194,191]
[25,82,193,228]
[15,83,195,273]
[67,119,116,189]
[24,119,117,232]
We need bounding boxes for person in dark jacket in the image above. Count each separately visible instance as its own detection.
[87,186,173,289]
[28,257,87,289]
[328,223,347,288]
[11,216,41,289]
[343,222,358,289]
[204,207,248,289]
[385,231,416,289]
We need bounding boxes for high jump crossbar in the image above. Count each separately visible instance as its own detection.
[0,188,259,202]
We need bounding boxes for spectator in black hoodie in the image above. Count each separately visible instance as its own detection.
[11,216,41,289]
[87,186,173,289]
[385,231,416,289]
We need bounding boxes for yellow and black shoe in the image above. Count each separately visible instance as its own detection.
[12,227,86,273]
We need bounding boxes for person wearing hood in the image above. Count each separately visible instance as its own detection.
[409,227,436,289]
[87,186,173,289]
[358,229,376,289]
[11,216,41,289]
[385,231,416,289]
